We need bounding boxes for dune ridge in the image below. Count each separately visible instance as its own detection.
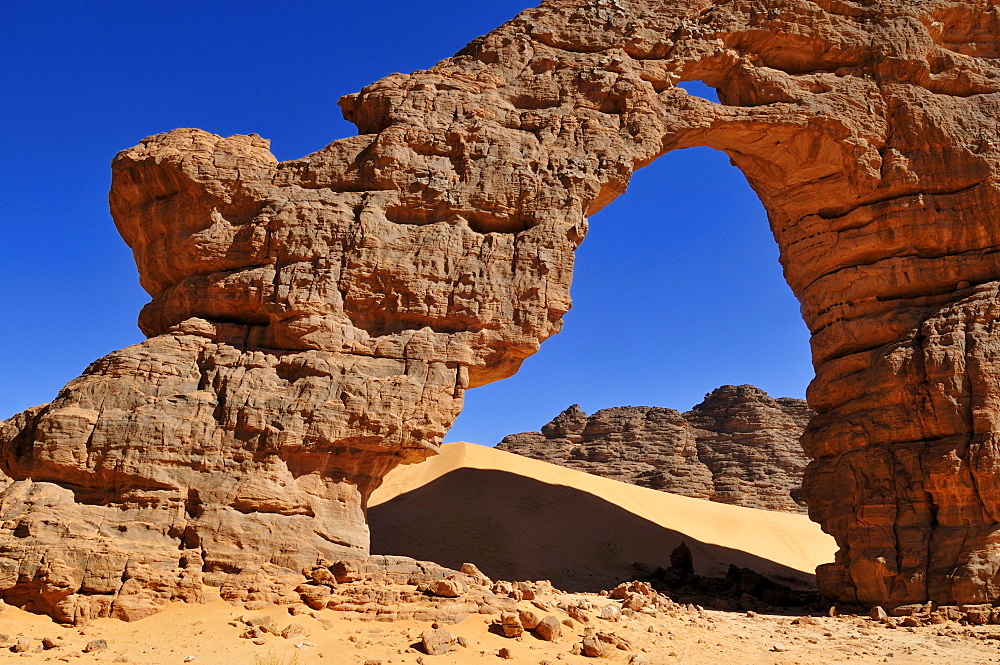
[369,442,836,590]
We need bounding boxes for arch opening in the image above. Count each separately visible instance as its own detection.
[677,80,722,104]
[448,145,812,449]
[380,143,824,595]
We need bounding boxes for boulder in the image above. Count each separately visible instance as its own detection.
[518,608,541,630]
[498,612,523,638]
[429,579,465,598]
[534,615,562,642]
[420,627,454,656]
[280,623,309,640]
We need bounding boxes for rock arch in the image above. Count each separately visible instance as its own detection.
[1,0,998,618]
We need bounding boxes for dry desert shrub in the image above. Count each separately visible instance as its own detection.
[253,653,302,665]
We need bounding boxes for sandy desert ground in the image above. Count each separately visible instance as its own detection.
[1,586,998,664]
[0,443,995,664]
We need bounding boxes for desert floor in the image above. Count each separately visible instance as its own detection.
[1,587,997,664]
[1,443,995,664]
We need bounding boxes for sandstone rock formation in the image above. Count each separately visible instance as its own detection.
[1,0,998,615]
[497,385,813,513]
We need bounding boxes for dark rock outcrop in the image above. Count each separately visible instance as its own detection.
[497,385,813,513]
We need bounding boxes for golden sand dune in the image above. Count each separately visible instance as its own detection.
[369,442,837,592]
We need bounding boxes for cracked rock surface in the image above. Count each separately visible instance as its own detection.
[1,0,999,618]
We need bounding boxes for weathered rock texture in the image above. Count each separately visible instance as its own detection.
[1,0,998,615]
[497,385,813,512]
[231,555,518,624]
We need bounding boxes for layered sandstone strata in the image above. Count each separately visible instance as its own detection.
[1,0,998,617]
[497,385,812,513]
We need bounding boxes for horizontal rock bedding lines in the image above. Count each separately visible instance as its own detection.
[497,385,813,513]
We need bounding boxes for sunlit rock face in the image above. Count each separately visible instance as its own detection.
[497,386,814,514]
[1,0,998,619]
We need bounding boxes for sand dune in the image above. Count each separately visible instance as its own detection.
[369,442,837,591]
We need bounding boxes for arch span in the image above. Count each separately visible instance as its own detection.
[2,0,998,617]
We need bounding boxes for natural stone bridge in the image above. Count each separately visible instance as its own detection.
[1,0,998,620]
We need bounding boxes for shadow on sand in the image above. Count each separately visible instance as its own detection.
[368,467,816,594]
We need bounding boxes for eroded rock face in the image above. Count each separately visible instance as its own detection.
[1,0,998,615]
[497,385,813,513]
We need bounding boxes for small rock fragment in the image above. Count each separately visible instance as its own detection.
[515,581,536,600]
[519,609,542,630]
[599,604,620,621]
[296,583,331,610]
[460,562,492,586]
[890,603,930,617]
[84,639,108,653]
[421,627,454,656]
[308,566,337,588]
[430,579,465,598]
[870,606,889,623]
[534,615,561,641]
[597,631,632,651]
[581,636,605,657]
[281,623,310,639]
[499,612,523,638]
[622,594,647,611]
[245,615,277,632]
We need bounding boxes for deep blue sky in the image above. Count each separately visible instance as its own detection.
[1,1,813,445]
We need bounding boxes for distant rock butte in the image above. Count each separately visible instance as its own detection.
[1,0,999,619]
[497,385,813,513]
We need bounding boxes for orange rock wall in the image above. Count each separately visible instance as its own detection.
[1,0,998,615]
